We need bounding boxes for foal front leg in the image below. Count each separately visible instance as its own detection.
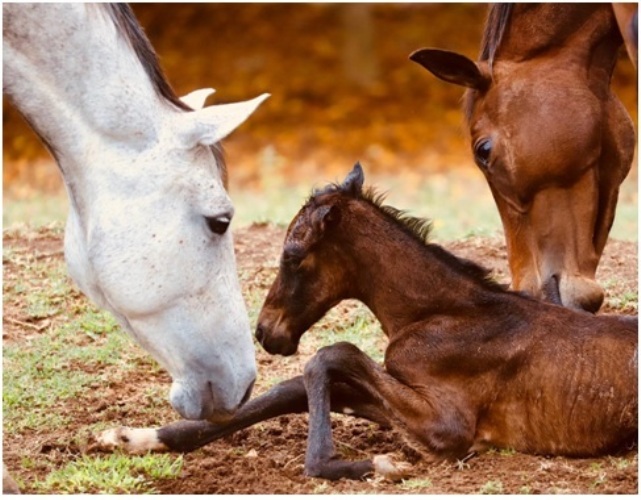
[303,343,417,481]
[302,342,473,481]
[95,376,390,454]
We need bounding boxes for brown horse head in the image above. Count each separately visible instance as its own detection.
[410,4,636,312]
[256,164,365,355]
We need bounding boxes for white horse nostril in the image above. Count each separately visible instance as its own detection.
[240,378,255,406]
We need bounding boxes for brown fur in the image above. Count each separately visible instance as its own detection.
[410,4,636,313]
[256,164,637,479]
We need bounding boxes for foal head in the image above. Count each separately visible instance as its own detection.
[256,164,366,355]
[409,4,635,312]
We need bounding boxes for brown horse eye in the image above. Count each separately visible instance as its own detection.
[474,139,493,169]
[205,215,231,235]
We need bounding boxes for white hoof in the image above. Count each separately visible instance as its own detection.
[93,427,167,454]
[372,454,413,482]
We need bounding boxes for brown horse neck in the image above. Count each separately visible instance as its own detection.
[338,202,505,337]
[495,4,622,76]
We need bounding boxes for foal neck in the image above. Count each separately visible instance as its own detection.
[340,200,503,336]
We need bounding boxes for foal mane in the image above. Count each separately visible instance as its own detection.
[103,4,227,182]
[311,182,507,293]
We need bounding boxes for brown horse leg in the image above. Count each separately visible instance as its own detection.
[95,375,390,454]
[303,342,474,481]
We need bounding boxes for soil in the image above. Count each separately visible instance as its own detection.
[3,224,638,494]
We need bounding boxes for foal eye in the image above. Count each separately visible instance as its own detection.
[281,249,305,269]
[204,215,231,235]
[473,138,493,169]
[282,254,302,268]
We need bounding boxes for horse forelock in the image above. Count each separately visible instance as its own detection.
[480,4,514,67]
[462,4,514,123]
[103,4,227,181]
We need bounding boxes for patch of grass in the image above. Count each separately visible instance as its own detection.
[3,193,70,229]
[609,456,636,470]
[31,453,183,494]
[479,480,504,494]
[401,477,433,490]
[590,472,608,489]
[312,482,330,494]
[3,303,143,433]
[5,257,74,321]
[312,302,385,363]
[605,291,638,311]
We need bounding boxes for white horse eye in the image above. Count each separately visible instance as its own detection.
[205,214,231,235]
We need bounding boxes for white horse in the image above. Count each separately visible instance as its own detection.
[3,4,266,425]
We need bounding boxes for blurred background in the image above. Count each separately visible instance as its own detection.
[3,4,637,240]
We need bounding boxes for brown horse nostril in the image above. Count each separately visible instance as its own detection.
[542,275,562,305]
[255,324,266,344]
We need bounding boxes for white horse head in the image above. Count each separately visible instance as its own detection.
[3,4,265,421]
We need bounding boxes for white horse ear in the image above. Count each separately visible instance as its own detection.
[180,88,216,110]
[176,93,270,148]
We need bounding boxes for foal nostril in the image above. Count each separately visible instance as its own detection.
[255,324,265,344]
[240,378,255,407]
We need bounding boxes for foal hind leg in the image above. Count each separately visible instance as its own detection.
[95,375,390,454]
[303,342,475,481]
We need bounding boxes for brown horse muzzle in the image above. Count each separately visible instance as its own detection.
[529,271,604,313]
[556,274,604,313]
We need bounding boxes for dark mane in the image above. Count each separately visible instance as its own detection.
[103,4,227,183]
[479,4,514,67]
[361,187,434,247]
[463,4,513,123]
[310,182,507,293]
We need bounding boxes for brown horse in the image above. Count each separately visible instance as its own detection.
[410,4,636,313]
[96,164,637,481]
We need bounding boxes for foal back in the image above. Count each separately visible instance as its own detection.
[464,307,638,456]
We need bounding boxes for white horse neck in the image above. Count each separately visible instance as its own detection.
[3,4,174,166]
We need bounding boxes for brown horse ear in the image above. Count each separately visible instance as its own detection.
[409,48,489,90]
[341,162,365,196]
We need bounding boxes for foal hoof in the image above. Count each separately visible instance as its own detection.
[372,454,413,482]
[92,427,167,454]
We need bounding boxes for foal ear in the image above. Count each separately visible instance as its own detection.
[176,93,270,148]
[180,88,216,110]
[313,205,341,234]
[341,162,365,196]
[409,48,489,90]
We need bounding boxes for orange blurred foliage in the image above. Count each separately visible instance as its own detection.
[3,4,637,194]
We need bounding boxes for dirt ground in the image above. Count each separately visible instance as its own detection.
[3,224,638,494]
